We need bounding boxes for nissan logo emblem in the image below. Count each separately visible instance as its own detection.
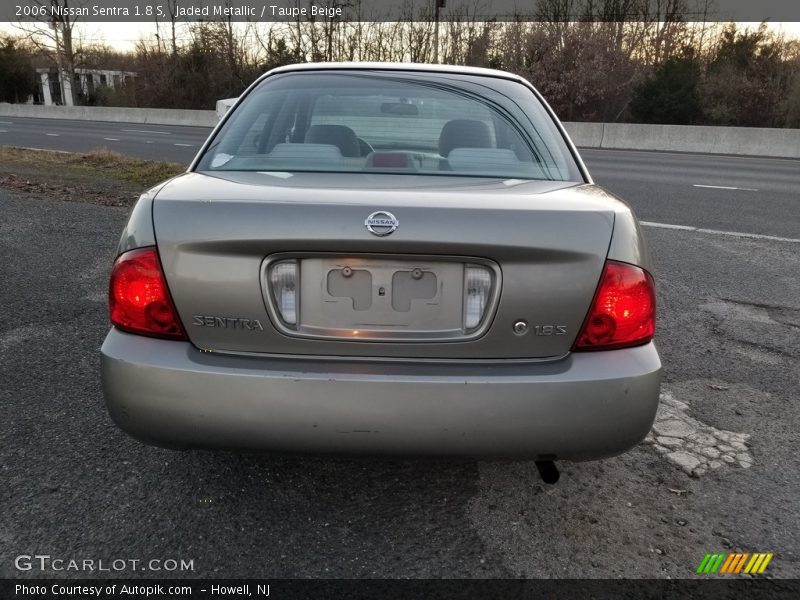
[365,211,399,237]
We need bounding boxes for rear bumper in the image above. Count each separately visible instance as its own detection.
[101,328,661,459]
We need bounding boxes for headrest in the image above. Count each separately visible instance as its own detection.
[438,119,492,157]
[305,124,361,157]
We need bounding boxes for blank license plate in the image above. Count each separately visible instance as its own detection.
[297,257,466,340]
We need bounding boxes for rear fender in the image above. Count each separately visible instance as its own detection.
[117,180,180,257]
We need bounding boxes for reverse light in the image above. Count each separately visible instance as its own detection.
[269,260,298,326]
[573,260,656,351]
[109,247,186,340]
[463,264,492,330]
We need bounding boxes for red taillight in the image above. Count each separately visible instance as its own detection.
[109,247,186,340]
[573,260,656,351]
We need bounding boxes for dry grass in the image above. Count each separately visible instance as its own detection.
[0,146,185,186]
[0,146,186,206]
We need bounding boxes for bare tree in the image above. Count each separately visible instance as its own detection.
[534,0,578,50]
[168,0,181,55]
[14,0,90,105]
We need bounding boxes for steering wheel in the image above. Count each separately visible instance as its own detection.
[357,138,374,157]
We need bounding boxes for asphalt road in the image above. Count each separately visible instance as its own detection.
[1,118,799,582]
[0,116,207,162]
[1,116,798,240]
[583,149,800,240]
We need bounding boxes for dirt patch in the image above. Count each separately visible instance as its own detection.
[0,146,184,207]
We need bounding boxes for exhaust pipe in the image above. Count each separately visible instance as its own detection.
[535,460,560,484]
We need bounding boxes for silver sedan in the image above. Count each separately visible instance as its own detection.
[101,63,660,478]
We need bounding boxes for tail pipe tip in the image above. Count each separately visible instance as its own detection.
[535,460,560,484]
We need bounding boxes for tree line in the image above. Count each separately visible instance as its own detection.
[1,0,799,127]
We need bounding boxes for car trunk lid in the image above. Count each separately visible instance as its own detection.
[153,172,616,360]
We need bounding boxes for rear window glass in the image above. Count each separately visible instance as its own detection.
[196,71,582,182]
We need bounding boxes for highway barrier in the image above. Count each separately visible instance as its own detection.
[0,103,218,128]
[2,103,799,158]
[563,122,800,159]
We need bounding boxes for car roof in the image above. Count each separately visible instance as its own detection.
[265,62,528,84]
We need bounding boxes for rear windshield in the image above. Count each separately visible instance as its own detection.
[196,70,583,182]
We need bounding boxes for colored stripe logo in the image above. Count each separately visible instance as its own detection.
[696,552,773,575]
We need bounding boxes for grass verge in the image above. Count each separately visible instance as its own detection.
[0,146,185,206]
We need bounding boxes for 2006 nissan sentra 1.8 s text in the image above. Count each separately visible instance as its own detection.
[101,63,660,478]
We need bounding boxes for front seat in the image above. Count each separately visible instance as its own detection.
[438,119,492,157]
[305,124,361,157]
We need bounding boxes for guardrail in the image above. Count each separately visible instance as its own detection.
[0,103,218,128]
[563,122,800,159]
[2,103,799,158]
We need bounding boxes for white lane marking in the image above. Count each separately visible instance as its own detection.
[0,120,12,124]
[0,129,6,133]
[18,146,72,153]
[695,227,800,242]
[103,137,120,141]
[121,128,170,135]
[45,133,59,136]
[173,143,194,147]
[693,184,758,192]
[641,221,800,243]
[641,221,695,231]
